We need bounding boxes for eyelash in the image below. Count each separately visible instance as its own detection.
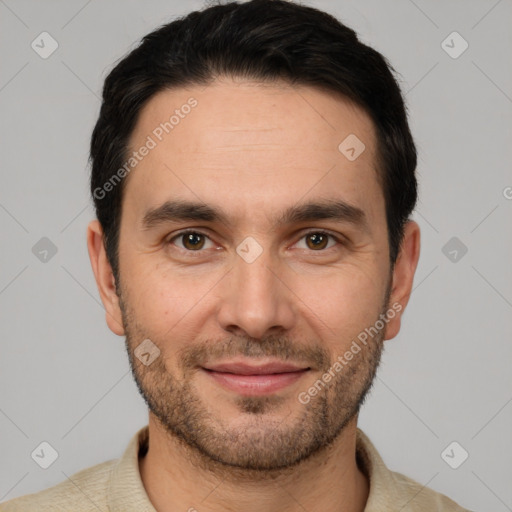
[167,229,344,253]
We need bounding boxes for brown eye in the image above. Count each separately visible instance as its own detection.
[170,231,213,251]
[182,232,205,250]
[305,232,329,250]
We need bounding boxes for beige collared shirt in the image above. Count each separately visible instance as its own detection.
[0,426,473,511]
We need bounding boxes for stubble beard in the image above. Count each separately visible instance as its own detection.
[120,289,388,475]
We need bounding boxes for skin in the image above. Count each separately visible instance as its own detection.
[87,76,420,512]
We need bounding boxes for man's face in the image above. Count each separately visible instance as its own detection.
[111,78,397,471]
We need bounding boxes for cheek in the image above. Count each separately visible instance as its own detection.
[291,266,384,347]
[123,262,219,350]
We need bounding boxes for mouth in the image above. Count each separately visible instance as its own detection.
[200,360,311,396]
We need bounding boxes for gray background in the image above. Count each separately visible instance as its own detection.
[1,0,511,510]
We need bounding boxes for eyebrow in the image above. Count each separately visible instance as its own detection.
[141,198,369,233]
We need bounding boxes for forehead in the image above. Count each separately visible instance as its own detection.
[123,78,383,225]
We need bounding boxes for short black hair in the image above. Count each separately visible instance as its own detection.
[90,0,417,282]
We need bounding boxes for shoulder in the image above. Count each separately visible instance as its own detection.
[356,428,475,511]
[0,459,116,512]
[388,469,474,511]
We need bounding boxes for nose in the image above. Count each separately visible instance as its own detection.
[216,247,296,340]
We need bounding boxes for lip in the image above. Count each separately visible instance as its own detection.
[201,360,310,396]
[202,361,309,375]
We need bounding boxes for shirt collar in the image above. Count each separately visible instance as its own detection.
[108,426,156,512]
[107,425,402,511]
[355,428,404,510]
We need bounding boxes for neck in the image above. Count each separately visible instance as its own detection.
[139,414,369,512]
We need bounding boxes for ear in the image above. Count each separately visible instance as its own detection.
[86,219,125,336]
[384,220,421,340]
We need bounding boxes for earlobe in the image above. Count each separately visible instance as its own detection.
[384,220,421,341]
[86,220,125,336]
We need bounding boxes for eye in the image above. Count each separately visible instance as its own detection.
[295,231,340,251]
[169,230,215,251]
[167,230,342,253]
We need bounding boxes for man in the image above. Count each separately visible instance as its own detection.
[1,0,473,510]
